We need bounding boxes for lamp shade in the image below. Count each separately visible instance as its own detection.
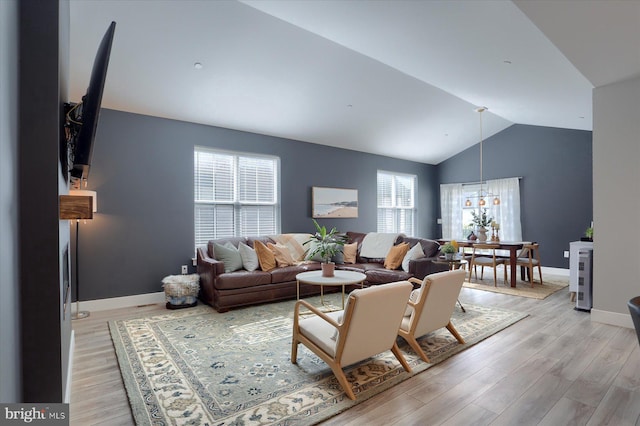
[60,190,97,220]
[69,190,97,212]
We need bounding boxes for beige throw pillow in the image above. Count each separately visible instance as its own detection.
[384,243,410,270]
[254,240,277,271]
[343,242,358,264]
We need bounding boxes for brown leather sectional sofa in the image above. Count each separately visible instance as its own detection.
[196,231,448,312]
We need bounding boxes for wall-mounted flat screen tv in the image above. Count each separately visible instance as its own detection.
[66,21,116,188]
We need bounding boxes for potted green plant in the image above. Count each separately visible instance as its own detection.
[582,226,593,242]
[470,208,493,242]
[304,219,347,277]
[440,243,457,260]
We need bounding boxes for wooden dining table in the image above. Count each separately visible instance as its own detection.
[438,239,524,287]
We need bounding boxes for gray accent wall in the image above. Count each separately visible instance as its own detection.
[78,109,439,300]
[437,124,592,268]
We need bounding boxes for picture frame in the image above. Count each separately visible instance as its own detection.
[312,187,358,218]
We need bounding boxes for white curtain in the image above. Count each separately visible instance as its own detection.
[487,177,522,242]
[440,183,464,239]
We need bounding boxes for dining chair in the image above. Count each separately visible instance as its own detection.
[291,280,413,400]
[468,243,507,286]
[398,270,467,362]
[515,243,543,287]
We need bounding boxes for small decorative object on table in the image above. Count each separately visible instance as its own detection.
[581,226,593,242]
[470,208,493,242]
[491,221,501,242]
[304,219,346,277]
[162,274,200,309]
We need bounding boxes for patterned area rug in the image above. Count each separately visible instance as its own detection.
[110,294,527,425]
[463,274,569,299]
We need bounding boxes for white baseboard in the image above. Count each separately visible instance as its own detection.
[79,292,166,312]
[591,308,634,329]
[65,330,74,404]
[542,267,569,277]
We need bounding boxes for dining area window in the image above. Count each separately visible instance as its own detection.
[440,177,522,242]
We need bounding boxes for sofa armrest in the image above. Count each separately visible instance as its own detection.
[196,246,225,305]
[408,256,450,280]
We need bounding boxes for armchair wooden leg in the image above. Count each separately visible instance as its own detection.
[446,321,465,344]
[391,342,412,373]
[291,335,299,364]
[327,362,356,400]
[399,332,431,363]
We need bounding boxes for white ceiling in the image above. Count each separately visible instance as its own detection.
[69,0,640,165]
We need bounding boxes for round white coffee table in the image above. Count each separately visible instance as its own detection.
[296,270,366,310]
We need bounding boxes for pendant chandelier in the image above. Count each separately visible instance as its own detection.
[465,107,500,207]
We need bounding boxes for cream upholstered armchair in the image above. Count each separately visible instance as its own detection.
[291,281,413,400]
[398,270,467,363]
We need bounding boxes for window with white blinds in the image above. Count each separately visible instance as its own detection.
[377,170,417,236]
[194,147,280,246]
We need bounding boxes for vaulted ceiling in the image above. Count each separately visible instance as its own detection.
[69,0,640,164]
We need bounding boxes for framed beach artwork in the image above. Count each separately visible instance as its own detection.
[312,187,358,218]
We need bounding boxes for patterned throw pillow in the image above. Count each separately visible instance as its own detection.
[268,243,296,267]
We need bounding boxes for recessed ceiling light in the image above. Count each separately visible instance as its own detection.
[347,104,353,108]
[194,62,203,70]
[503,60,512,64]
[579,116,585,119]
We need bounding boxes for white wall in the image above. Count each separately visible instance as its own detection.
[592,75,640,328]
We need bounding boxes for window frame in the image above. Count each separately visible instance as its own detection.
[194,146,280,247]
[376,170,417,236]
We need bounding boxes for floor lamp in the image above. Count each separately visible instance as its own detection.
[60,190,97,320]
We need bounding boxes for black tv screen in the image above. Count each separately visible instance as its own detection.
[68,21,116,186]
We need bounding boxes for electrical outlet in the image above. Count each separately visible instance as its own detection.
[192,257,197,267]
[563,250,569,258]
[181,265,188,275]
[437,218,443,225]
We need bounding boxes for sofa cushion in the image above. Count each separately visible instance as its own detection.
[384,242,410,270]
[270,264,320,283]
[215,270,272,290]
[213,242,244,273]
[254,240,277,271]
[365,268,411,285]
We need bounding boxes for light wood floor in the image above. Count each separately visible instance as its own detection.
[70,282,640,426]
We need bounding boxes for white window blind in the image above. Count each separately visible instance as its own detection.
[194,147,280,246]
[377,171,416,236]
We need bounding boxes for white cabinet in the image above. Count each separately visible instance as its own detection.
[569,241,593,293]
